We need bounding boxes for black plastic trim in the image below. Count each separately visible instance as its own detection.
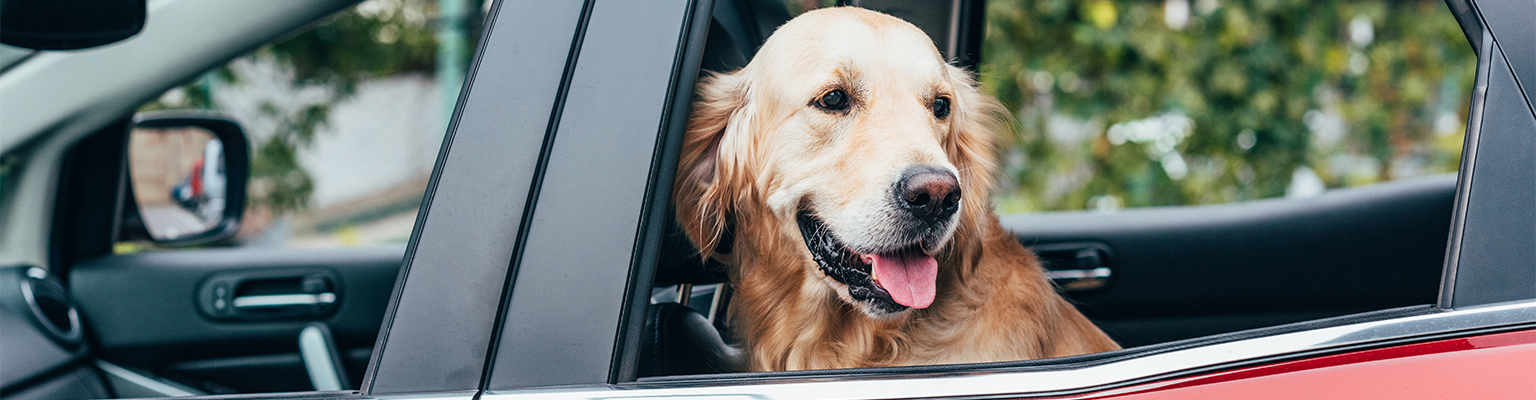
[1439,29,1492,308]
[48,117,131,277]
[363,0,590,393]
[0,361,102,399]
[356,0,504,389]
[483,0,697,388]
[611,0,714,384]
[1471,0,1536,117]
[474,0,597,392]
[120,110,252,248]
[0,266,93,394]
[1004,175,1454,328]
[0,0,146,51]
[1446,37,1536,308]
[72,247,400,366]
[952,0,985,72]
[1444,0,1482,51]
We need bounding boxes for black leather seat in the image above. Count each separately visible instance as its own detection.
[638,302,744,376]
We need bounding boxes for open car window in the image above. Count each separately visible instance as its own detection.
[117,0,479,253]
[629,0,1476,382]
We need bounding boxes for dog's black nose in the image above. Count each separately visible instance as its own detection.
[897,166,961,223]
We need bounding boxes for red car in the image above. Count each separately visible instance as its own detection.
[2,0,1532,399]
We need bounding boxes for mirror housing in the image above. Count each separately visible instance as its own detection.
[119,111,250,247]
[0,0,146,50]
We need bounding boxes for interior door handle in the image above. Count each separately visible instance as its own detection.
[199,270,341,320]
[1045,264,1112,281]
[1033,242,1115,291]
[232,292,337,310]
[1045,262,1112,288]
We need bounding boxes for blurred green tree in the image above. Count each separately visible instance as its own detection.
[141,0,464,216]
[981,0,1474,213]
[245,0,439,215]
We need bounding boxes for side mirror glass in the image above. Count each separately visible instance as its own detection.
[121,111,249,246]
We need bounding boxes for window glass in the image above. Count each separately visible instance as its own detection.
[981,0,1474,212]
[119,0,487,251]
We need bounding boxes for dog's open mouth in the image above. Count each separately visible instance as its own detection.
[796,212,938,313]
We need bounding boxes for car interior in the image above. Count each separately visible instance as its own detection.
[9,115,404,395]
[1,0,1467,397]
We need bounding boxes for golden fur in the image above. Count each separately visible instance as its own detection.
[674,7,1119,372]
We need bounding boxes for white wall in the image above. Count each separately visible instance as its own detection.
[211,58,443,210]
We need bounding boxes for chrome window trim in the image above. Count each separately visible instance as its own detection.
[479,300,1536,400]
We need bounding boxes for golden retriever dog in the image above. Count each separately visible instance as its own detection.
[673,7,1120,372]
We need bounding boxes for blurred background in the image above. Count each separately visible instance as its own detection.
[128,0,483,250]
[977,0,1473,212]
[123,0,1474,250]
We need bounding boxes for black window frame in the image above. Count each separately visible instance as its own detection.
[1437,0,1536,309]
[361,0,594,394]
[361,0,715,394]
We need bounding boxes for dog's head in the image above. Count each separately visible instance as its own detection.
[675,7,1001,318]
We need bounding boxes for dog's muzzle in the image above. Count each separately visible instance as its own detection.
[797,212,939,314]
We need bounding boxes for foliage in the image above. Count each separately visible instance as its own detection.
[246,102,331,213]
[141,0,441,215]
[246,0,439,215]
[980,0,1475,212]
[267,1,438,96]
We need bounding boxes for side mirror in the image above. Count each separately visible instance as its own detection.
[119,111,249,246]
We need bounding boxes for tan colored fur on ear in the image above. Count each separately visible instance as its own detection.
[675,71,751,262]
[941,65,1005,273]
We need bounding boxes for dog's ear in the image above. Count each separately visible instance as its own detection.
[944,65,1003,233]
[675,71,751,262]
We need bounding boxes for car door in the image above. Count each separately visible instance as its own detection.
[181,0,1536,397]
[459,0,1535,398]
[9,0,1528,399]
[347,0,1530,396]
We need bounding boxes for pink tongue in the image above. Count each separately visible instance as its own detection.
[865,251,938,309]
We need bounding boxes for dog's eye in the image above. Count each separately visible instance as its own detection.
[816,90,850,111]
[932,96,951,119]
